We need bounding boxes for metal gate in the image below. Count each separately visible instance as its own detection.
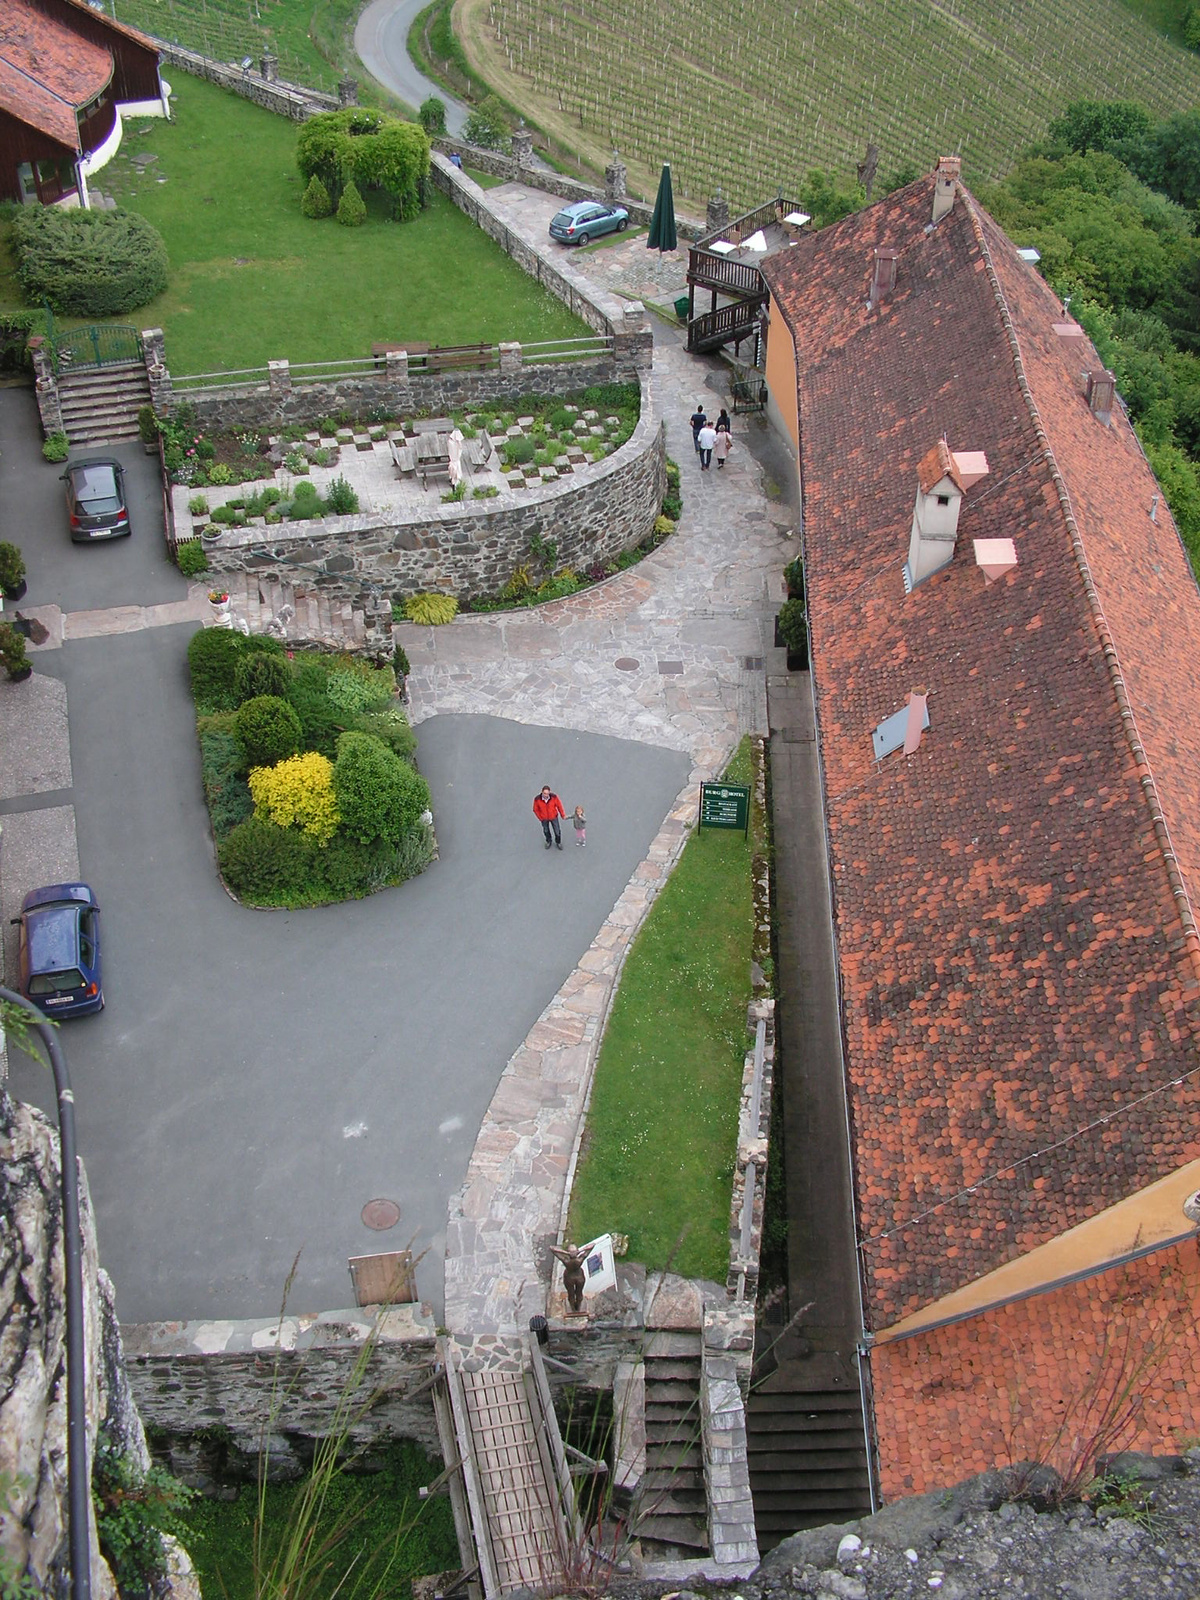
[54,325,142,372]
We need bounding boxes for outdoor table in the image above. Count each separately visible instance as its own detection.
[415,432,451,463]
[413,417,454,435]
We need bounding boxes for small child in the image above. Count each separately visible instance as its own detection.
[572,804,586,847]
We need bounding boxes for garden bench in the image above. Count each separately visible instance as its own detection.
[389,438,417,476]
[412,417,454,435]
[422,344,494,374]
[371,341,428,368]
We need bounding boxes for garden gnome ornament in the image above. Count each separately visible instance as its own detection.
[550,1242,589,1312]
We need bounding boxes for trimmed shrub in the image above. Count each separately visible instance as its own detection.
[14,206,168,316]
[337,180,367,227]
[234,650,290,704]
[404,592,458,625]
[296,107,429,221]
[249,751,340,844]
[418,96,447,135]
[177,541,208,577]
[285,661,344,758]
[777,597,808,656]
[219,817,315,899]
[393,643,411,678]
[199,728,253,838]
[234,695,303,770]
[784,557,805,602]
[300,173,333,218]
[187,628,246,711]
[351,706,417,764]
[333,731,431,846]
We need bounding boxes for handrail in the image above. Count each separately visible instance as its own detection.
[688,251,766,298]
[696,195,805,250]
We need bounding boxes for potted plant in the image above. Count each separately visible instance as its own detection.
[0,542,26,601]
[138,405,160,455]
[0,620,32,681]
[777,597,808,671]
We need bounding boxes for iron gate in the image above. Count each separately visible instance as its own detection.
[54,325,142,372]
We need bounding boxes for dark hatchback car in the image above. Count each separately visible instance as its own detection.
[61,457,130,540]
[549,200,629,246]
[14,884,104,1017]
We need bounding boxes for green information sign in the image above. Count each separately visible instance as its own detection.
[699,782,751,836]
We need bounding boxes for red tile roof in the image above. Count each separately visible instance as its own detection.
[872,1243,1200,1498]
[917,439,961,495]
[762,174,1200,1329]
[0,0,113,149]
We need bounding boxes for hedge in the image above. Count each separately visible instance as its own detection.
[333,731,431,846]
[13,207,169,317]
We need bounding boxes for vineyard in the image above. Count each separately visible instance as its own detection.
[109,0,358,92]
[457,0,1200,210]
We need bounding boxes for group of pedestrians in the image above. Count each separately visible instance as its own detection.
[689,403,733,470]
[533,785,585,850]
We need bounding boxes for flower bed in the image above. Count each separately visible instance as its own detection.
[187,630,434,908]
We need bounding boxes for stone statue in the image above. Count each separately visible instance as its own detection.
[550,1242,589,1312]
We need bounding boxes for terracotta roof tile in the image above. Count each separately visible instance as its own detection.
[762,176,1200,1327]
[0,0,112,148]
[917,439,961,494]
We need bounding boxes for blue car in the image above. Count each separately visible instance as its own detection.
[549,200,629,245]
[13,884,104,1017]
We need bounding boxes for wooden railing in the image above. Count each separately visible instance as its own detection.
[687,251,768,298]
[696,196,806,251]
[687,300,762,354]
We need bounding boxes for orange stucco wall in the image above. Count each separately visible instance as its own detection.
[871,1240,1200,1499]
[764,293,799,454]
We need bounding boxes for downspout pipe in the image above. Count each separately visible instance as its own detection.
[0,988,91,1600]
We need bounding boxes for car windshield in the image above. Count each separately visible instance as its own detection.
[29,968,86,995]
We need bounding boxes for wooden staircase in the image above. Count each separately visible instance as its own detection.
[747,1347,872,1551]
[222,571,369,651]
[57,362,151,445]
[635,1330,709,1557]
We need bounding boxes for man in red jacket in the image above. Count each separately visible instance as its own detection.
[533,784,565,850]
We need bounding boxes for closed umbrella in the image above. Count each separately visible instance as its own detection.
[647,163,677,254]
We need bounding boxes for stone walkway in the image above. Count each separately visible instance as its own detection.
[410,286,798,1337]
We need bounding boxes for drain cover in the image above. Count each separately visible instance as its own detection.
[361,1198,401,1231]
[614,657,640,671]
[657,660,684,675]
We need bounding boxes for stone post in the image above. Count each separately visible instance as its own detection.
[511,124,534,169]
[28,337,65,438]
[141,327,172,409]
[605,152,627,205]
[261,51,278,82]
[612,306,652,373]
[337,77,359,107]
[268,359,292,397]
[385,348,409,384]
[707,191,730,234]
[498,342,522,374]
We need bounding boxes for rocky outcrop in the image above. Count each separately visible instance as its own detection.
[0,1089,195,1597]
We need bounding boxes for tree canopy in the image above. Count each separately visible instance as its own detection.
[296,109,430,221]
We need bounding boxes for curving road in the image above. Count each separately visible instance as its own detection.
[355,0,470,134]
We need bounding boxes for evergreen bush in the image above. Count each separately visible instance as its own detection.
[300,173,333,219]
[249,751,340,844]
[177,541,208,577]
[187,628,246,711]
[419,96,447,134]
[234,695,303,769]
[14,206,168,316]
[337,180,367,227]
[234,650,290,704]
[219,817,316,899]
[334,731,431,846]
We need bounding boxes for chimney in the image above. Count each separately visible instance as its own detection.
[932,156,961,224]
[869,248,898,306]
[973,537,1018,584]
[904,441,965,590]
[1085,369,1116,424]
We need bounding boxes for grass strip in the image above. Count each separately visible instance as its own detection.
[567,737,760,1283]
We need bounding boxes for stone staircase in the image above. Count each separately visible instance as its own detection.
[746,1348,872,1550]
[222,571,370,651]
[57,362,151,445]
[635,1330,710,1558]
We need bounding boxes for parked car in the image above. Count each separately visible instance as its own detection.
[13,884,104,1016]
[61,457,130,540]
[549,201,629,246]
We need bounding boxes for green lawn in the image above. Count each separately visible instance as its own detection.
[567,740,760,1283]
[21,75,586,375]
[179,1442,458,1600]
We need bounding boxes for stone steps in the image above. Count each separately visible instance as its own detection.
[57,362,151,445]
[221,571,368,652]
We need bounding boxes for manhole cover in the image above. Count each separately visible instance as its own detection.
[361,1199,401,1231]
[614,657,640,671]
[742,656,765,671]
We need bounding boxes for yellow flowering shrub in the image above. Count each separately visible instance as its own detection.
[248,751,340,845]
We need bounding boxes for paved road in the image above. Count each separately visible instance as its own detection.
[0,386,687,1325]
[355,0,469,134]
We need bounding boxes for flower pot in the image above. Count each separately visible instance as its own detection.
[786,648,807,672]
[7,665,32,683]
[2,579,27,602]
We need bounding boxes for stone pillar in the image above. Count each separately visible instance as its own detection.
[261,51,278,82]
[707,191,730,233]
[385,348,409,384]
[498,341,522,374]
[605,152,627,204]
[141,327,172,409]
[511,124,534,169]
[29,337,65,437]
[337,77,359,107]
[268,359,292,397]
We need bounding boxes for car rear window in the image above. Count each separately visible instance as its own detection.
[552,211,574,227]
[75,466,119,504]
[29,969,85,995]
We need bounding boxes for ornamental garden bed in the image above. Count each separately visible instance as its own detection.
[187,629,434,908]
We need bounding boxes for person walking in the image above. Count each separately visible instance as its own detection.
[689,404,708,454]
[714,426,732,468]
[534,784,565,850]
[572,804,587,847]
[697,420,717,470]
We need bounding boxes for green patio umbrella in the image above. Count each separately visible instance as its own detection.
[647,163,678,254]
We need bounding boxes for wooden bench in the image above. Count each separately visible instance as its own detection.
[371,341,428,369]
[419,343,494,374]
[389,438,416,475]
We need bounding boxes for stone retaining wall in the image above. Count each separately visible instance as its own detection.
[123,1307,442,1470]
[153,40,342,120]
[201,382,664,604]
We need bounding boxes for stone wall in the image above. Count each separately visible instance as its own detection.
[153,40,341,120]
[123,1307,443,1473]
[433,139,704,240]
[201,390,665,605]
